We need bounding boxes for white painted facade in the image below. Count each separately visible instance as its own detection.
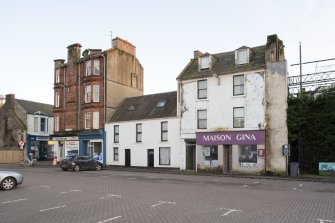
[178,70,267,173]
[105,117,183,169]
[27,114,54,136]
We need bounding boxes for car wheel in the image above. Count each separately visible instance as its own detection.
[61,167,68,171]
[1,177,16,190]
[74,165,80,172]
[95,164,102,171]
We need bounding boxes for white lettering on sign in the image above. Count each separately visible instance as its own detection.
[236,134,256,141]
[203,134,232,142]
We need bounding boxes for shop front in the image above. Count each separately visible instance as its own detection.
[27,134,53,161]
[79,131,105,164]
[196,130,265,174]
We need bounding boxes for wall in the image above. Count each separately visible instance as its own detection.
[105,117,182,169]
[265,61,288,174]
[179,70,266,139]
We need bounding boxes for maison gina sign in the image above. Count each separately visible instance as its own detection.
[196,130,265,145]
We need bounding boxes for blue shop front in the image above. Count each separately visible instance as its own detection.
[27,134,53,161]
[78,131,106,165]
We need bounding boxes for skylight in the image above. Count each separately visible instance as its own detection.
[156,100,167,108]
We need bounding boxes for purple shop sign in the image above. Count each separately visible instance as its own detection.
[196,130,265,145]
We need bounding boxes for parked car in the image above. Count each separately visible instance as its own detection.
[0,171,24,190]
[60,156,103,171]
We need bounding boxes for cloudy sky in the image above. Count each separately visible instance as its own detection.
[1,0,334,104]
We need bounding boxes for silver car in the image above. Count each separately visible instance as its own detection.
[0,171,24,190]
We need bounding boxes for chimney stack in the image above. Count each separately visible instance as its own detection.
[54,59,65,69]
[194,50,203,59]
[5,94,15,112]
[67,43,82,62]
[112,37,136,56]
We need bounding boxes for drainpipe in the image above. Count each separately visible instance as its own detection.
[77,62,81,130]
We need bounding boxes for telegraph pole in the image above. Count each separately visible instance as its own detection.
[299,42,302,94]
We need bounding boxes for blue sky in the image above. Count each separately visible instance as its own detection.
[1,0,334,104]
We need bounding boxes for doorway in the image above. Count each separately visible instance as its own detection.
[186,145,196,170]
[147,149,154,167]
[223,145,232,173]
[125,149,131,167]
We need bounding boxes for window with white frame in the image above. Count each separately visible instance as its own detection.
[136,124,142,142]
[55,92,60,107]
[85,85,91,103]
[159,147,171,165]
[34,117,38,132]
[113,147,119,161]
[86,60,91,76]
[233,107,245,128]
[161,121,168,141]
[40,117,47,132]
[85,112,91,129]
[114,125,119,143]
[55,115,59,132]
[199,56,210,69]
[236,49,248,65]
[94,59,100,75]
[197,80,207,99]
[93,112,99,129]
[233,75,244,96]
[55,69,60,83]
[197,109,207,129]
[93,85,99,102]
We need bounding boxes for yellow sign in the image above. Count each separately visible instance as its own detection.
[48,140,55,145]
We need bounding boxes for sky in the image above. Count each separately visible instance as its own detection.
[1,0,335,104]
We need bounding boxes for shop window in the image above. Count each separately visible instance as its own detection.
[238,145,257,166]
[202,145,218,166]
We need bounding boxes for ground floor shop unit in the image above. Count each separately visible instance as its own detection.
[26,134,53,161]
[52,131,105,164]
[183,130,267,174]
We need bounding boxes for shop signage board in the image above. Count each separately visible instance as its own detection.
[196,130,265,145]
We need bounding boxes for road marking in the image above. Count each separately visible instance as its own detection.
[2,198,28,204]
[97,216,122,223]
[125,177,136,180]
[99,194,122,199]
[40,185,50,188]
[241,185,248,188]
[40,205,66,212]
[253,181,259,184]
[151,201,176,208]
[59,189,82,194]
[292,188,297,190]
[317,219,335,223]
[299,184,303,187]
[192,182,205,185]
[212,179,220,182]
[220,208,242,216]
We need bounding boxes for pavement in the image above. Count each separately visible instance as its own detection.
[1,160,335,183]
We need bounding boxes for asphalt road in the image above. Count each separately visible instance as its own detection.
[0,167,334,223]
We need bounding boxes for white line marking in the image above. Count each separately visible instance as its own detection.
[97,216,122,223]
[299,189,304,192]
[40,185,50,188]
[299,184,303,187]
[292,188,297,190]
[125,177,136,180]
[253,181,259,184]
[99,194,122,199]
[59,189,82,194]
[316,219,335,223]
[151,201,176,207]
[40,205,66,212]
[212,179,220,182]
[2,198,28,204]
[241,185,248,188]
[220,208,242,216]
[192,182,205,185]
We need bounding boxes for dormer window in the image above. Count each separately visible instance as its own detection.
[199,56,210,70]
[236,49,249,65]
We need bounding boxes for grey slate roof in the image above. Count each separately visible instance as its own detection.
[16,99,53,117]
[108,91,177,122]
[177,45,267,81]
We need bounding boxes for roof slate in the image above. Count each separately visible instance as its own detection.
[177,45,267,81]
[16,99,53,116]
[108,91,177,123]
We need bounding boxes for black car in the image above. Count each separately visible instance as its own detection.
[60,156,103,171]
